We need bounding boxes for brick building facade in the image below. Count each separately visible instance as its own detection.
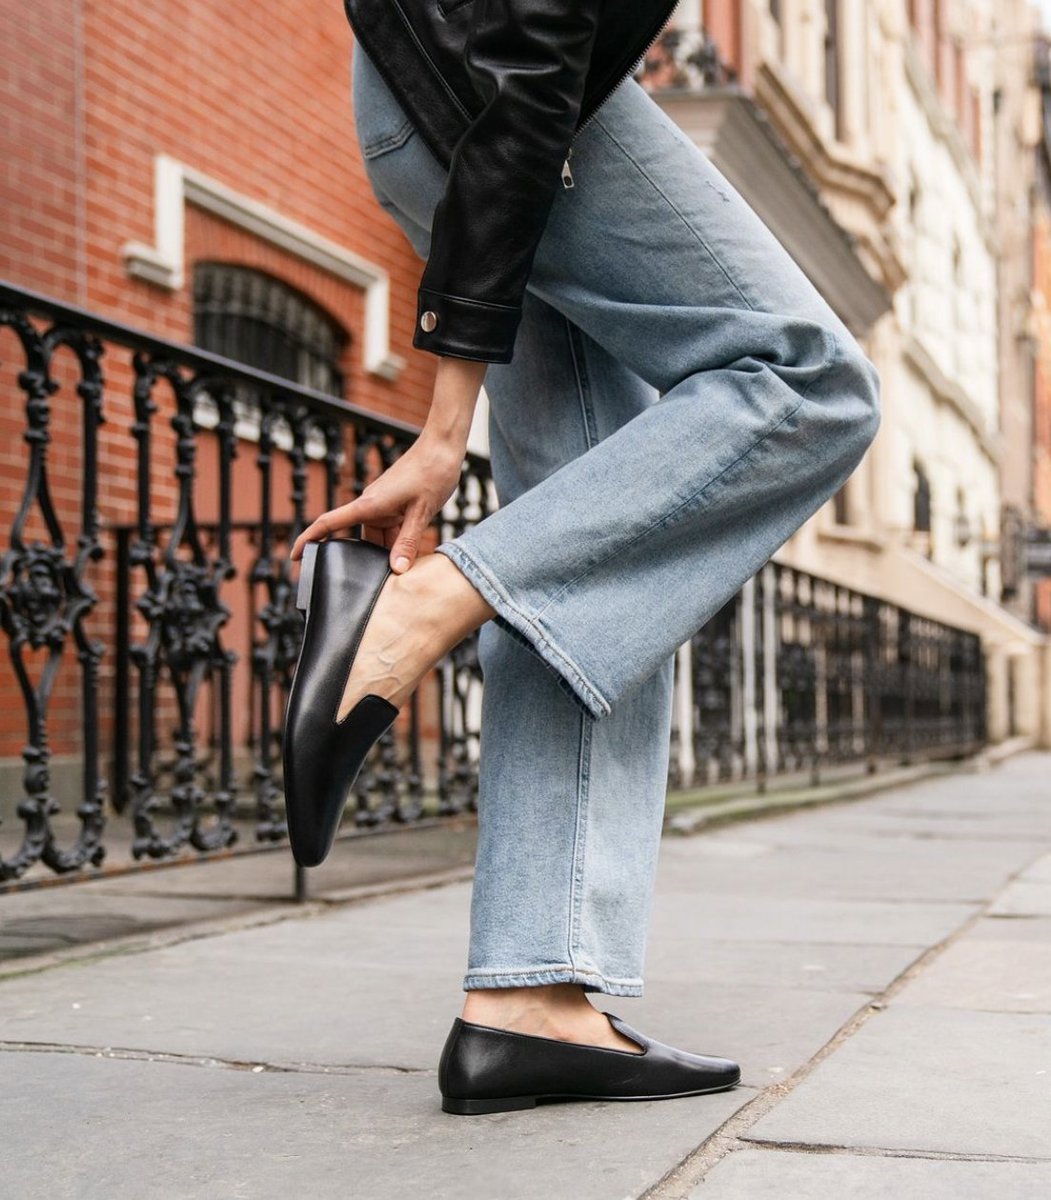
[1,0,439,769]
[1,0,433,415]
[1034,43,1051,630]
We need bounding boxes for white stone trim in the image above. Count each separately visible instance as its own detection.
[123,154,407,381]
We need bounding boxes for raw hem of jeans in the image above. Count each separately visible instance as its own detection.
[462,966,644,998]
[434,541,612,721]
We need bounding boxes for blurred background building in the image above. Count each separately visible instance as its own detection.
[648,0,1051,742]
[1,0,1048,888]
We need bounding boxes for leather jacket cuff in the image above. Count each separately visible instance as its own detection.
[412,288,521,363]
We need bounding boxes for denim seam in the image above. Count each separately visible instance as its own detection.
[566,709,593,976]
[433,542,612,718]
[360,116,416,160]
[532,374,820,624]
[565,318,599,450]
[593,112,759,314]
[462,966,643,997]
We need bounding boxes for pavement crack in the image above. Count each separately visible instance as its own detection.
[0,1039,433,1077]
[638,843,1051,1199]
[738,1139,1051,1164]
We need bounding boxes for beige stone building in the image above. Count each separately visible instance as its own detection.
[632,0,1051,748]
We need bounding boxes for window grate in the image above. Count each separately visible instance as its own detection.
[193,264,347,398]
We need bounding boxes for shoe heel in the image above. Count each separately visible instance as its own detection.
[295,541,318,615]
[441,1095,538,1116]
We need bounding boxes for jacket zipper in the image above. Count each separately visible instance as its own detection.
[561,0,680,188]
[561,147,575,188]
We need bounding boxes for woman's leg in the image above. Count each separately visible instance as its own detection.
[348,41,880,1030]
[460,293,677,1048]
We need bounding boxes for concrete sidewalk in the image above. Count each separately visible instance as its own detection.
[2,753,1050,1199]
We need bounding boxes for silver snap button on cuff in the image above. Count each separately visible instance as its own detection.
[420,310,438,332]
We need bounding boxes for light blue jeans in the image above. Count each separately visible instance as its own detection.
[351,39,881,996]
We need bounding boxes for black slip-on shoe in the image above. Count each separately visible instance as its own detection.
[438,1013,741,1115]
[282,537,399,868]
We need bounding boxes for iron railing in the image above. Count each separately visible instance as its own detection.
[0,282,987,892]
[671,565,986,791]
[0,282,493,888]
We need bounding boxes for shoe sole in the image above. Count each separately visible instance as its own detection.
[441,1077,741,1115]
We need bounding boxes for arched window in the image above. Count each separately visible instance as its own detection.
[825,0,843,141]
[913,459,932,534]
[832,481,850,526]
[907,175,921,327]
[193,264,347,398]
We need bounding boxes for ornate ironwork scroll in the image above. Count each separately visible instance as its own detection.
[250,402,310,843]
[127,356,238,859]
[685,561,987,791]
[690,597,740,783]
[436,457,496,816]
[0,308,107,880]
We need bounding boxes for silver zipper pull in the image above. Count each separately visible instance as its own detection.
[561,148,575,189]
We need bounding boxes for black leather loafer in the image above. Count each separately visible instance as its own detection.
[283,537,400,867]
[438,1013,741,1115]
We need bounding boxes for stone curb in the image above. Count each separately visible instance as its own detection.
[664,736,1036,837]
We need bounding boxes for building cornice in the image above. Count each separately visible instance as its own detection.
[654,88,892,337]
[754,63,895,215]
[902,332,1000,466]
[752,60,907,297]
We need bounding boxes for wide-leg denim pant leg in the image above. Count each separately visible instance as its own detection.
[463,296,679,997]
[350,39,881,996]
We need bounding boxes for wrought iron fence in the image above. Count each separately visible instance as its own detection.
[671,566,986,791]
[0,282,986,893]
[0,282,493,889]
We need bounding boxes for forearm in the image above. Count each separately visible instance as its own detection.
[420,356,488,452]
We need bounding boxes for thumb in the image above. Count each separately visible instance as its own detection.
[389,508,429,574]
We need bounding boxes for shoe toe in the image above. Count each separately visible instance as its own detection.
[605,1012,740,1092]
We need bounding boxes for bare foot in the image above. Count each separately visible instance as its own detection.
[336,550,494,721]
[461,984,645,1054]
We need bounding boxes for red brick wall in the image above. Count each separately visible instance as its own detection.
[1,1,439,764]
[78,0,435,419]
[0,0,83,300]
[705,0,744,81]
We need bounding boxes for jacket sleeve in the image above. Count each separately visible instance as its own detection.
[413,0,602,364]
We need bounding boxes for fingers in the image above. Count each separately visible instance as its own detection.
[389,503,431,574]
[290,498,372,561]
[365,523,395,550]
[291,518,329,562]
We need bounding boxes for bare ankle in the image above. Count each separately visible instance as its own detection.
[460,984,642,1052]
[337,551,495,718]
[407,551,496,640]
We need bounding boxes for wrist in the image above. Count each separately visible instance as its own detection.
[415,420,469,465]
[425,356,487,445]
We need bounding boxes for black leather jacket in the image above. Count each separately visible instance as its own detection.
[343,1,679,363]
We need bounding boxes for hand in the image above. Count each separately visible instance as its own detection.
[290,431,466,573]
